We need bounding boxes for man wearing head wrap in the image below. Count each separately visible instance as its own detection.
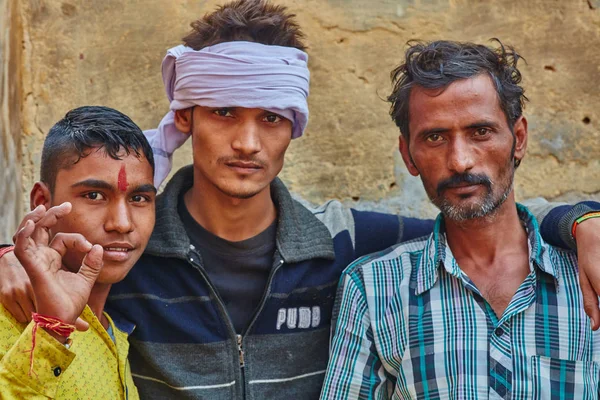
[1,1,599,399]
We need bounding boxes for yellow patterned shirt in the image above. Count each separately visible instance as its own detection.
[0,305,138,399]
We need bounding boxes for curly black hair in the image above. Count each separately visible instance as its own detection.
[183,0,306,51]
[388,39,528,138]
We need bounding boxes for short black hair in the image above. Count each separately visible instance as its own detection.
[183,0,306,51]
[388,39,528,138]
[40,106,154,192]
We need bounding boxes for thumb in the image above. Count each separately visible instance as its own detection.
[78,245,104,284]
[74,317,89,332]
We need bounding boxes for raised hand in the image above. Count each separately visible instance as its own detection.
[13,215,104,340]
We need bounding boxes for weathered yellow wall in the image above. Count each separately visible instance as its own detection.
[3,0,600,241]
[0,0,22,242]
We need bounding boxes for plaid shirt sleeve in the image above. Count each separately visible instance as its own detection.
[320,272,390,400]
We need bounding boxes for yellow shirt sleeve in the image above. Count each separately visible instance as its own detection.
[0,321,76,399]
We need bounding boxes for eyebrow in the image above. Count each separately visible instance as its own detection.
[417,120,502,138]
[466,120,501,130]
[131,184,158,194]
[71,179,114,191]
[71,179,157,194]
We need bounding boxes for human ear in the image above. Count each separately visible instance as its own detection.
[174,108,194,134]
[30,182,52,210]
[512,116,528,167]
[399,135,419,177]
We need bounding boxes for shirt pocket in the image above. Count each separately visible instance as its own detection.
[531,355,600,400]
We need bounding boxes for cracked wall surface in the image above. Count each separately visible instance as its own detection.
[4,0,600,241]
[0,0,22,242]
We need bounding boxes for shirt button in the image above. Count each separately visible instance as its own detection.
[53,366,62,377]
[495,327,504,337]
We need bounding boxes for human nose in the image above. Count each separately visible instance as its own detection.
[447,137,475,173]
[231,121,262,155]
[105,200,133,234]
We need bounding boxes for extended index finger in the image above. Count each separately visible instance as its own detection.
[12,205,46,243]
[13,220,36,257]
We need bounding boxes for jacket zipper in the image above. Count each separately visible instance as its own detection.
[237,334,245,367]
[187,249,286,398]
[186,249,246,397]
[242,255,285,336]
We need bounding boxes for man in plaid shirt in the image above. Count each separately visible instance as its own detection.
[321,40,600,399]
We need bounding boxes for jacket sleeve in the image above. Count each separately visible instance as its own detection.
[0,320,76,399]
[341,198,599,258]
[523,199,600,249]
[392,200,600,251]
[321,272,389,400]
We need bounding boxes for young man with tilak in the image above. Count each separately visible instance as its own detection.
[0,106,156,398]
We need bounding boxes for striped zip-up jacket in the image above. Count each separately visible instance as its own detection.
[105,165,594,400]
[321,205,600,400]
[105,165,428,400]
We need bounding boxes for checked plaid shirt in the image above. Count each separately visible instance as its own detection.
[321,205,600,399]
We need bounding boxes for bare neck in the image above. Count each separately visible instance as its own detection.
[87,283,112,329]
[183,178,277,242]
[444,194,527,268]
[443,194,530,317]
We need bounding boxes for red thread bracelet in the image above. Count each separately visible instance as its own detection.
[25,313,76,376]
[0,246,14,259]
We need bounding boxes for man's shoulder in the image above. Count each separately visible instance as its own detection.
[341,235,431,284]
[542,241,578,278]
[299,199,401,251]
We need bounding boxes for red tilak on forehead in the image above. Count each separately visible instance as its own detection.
[118,165,128,192]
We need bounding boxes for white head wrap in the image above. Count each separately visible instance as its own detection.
[144,41,310,187]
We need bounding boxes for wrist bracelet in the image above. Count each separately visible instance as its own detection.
[27,313,76,376]
[572,211,600,239]
[0,245,14,259]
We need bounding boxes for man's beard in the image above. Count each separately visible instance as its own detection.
[431,172,513,222]
[428,149,515,222]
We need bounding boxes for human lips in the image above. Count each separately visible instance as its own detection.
[102,243,135,262]
[444,183,482,195]
[437,173,492,195]
[225,160,264,173]
[445,182,481,190]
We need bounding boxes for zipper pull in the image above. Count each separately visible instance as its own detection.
[237,334,245,368]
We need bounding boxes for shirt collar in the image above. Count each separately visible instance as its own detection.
[415,203,556,295]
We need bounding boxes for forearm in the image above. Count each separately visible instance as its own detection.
[524,199,600,249]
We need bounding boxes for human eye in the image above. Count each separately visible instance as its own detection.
[474,127,491,137]
[83,192,106,201]
[263,113,283,124]
[130,194,152,204]
[425,133,443,143]
[212,108,233,118]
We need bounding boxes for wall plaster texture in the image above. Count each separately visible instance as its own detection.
[1,0,599,241]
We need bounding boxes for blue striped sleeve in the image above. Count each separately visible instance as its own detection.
[539,201,600,249]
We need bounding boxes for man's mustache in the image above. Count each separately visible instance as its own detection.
[218,156,267,168]
[436,173,492,195]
